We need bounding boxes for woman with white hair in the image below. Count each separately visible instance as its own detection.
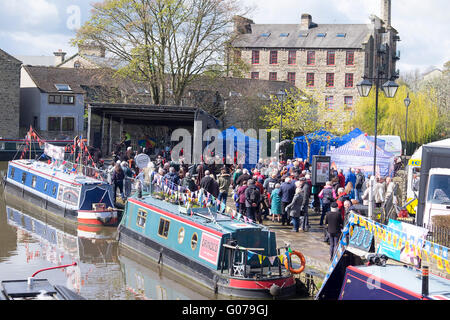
[285,187,304,232]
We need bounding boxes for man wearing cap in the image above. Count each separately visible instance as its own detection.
[325,202,343,261]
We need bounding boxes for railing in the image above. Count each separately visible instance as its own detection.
[427,224,450,247]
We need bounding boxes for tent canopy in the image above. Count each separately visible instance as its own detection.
[220,126,260,168]
[326,134,395,177]
[293,128,385,162]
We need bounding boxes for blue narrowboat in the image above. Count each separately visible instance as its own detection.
[4,159,118,226]
[117,193,300,299]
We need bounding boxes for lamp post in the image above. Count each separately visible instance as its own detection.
[356,66,399,219]
[404,93,411,159]
[276,90,286,161]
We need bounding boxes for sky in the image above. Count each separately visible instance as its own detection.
[0,0,448,74]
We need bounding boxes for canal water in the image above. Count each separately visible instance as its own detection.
[0,161,220,300]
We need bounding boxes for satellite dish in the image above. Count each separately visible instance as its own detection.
[135,153,150,169]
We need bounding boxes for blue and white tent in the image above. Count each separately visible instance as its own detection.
[326,134,395,177]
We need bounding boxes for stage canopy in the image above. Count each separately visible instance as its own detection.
[326,134,395,177]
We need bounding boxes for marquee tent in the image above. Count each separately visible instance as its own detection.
[326,134,395,177]
[293,128,385,162]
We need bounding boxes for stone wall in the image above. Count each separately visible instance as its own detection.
[0,51,21,139]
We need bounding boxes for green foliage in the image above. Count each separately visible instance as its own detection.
[351,85,439,145]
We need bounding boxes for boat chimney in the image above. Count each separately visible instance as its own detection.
[421,265,429,298]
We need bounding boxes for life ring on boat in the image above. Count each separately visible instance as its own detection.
[284,250,306,274]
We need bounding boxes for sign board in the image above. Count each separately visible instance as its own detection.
[134,153,151,169]
[348,225,373,252]
[312,155,330,185]
[198,232,221,265]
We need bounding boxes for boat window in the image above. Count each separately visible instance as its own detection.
[136,209,147,228]
[158,218,170,239]
[191,233,198,250]
[44,182,48,191]
[21,172,27,184]
[9,167,14,178]
[427,174,450,204]
[178,227,185,244]
[52,186,57,195]
[31,176,37,188]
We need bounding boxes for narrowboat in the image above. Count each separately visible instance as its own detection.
[117,190,301,299]
[0,138,71,162]
[4,159,118,227]
[316,212,450,300]
[1,278,85,300]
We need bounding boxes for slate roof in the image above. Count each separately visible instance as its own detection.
[0,48,22,65]
[232,23,372,49]
[57,53,127,69]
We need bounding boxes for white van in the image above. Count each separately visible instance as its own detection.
[377,135,402,157]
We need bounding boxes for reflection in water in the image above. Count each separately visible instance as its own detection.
[0,161,215,300]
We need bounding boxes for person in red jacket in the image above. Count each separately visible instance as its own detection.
[336,187,350,221]
[337,169,346,189]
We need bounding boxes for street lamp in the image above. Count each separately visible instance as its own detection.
[356,66,399,220]
[276,90,287,162]
[404,93,411,158]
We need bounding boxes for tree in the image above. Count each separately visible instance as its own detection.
[351,85,439,147]
[73,0,249,105]
[261,87,337,160]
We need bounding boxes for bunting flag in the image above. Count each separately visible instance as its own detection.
[278,255,285,264]
[258,254,265,265]
[268,256,277,266]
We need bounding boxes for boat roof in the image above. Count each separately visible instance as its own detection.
[134,195,264,235]
[10,160,104,186]
[352,264,450,299]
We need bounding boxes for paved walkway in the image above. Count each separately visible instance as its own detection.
[261,210,331,279]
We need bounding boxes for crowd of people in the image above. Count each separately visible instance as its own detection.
[104,144,398,261]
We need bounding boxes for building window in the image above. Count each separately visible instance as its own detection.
[251,72,259,79]
[345,73,354,88]
[287,72,296,85]
[346,51,355,65]
[54,84,72,92]
[307,51,315,65]
[269,72,277,81]
[269,50,278,64]
[74,61,81,69]
[326,73,334,87]
[288,50,296,65]
[344,96,353,110]
[327,51,335,65]
[62,117,74,131]
[306,73,314,87]
[62,95,75,104]
[252,50,260,64]
[136,209,147,228]
[48,117,61,131]
[48,95,61,104]
[325,96,334,110]
[158,218,170,239]
[233,49,241,63]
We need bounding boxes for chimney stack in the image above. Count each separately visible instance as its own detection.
[53,49,66,66]
[233,15,254,34]
[381,0,391,28]
[300,14,312,30]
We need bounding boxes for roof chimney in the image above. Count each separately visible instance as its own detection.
[233,15,254,34]
[53,49,66,66]
[300,14,312,30]
[78,42,106,58]
[381,0,391,28]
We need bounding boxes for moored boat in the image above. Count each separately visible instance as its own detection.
[3,127,118,227]
[117,180,303,299]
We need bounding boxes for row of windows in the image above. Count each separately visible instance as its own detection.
[251,71,354,88]
[9,168,57,195]
[136,210,199,250]
[325,95,354,110]
[249,50,355,66]
[49,94,75,104]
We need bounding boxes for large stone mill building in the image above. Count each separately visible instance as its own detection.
[230,0,400,130]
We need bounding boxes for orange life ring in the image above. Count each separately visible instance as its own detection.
[284,250,306,274]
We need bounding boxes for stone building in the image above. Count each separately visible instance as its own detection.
[0,48,21,139]
[230,0,400,130]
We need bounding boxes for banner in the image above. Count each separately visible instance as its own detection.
[44,143,65,160]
